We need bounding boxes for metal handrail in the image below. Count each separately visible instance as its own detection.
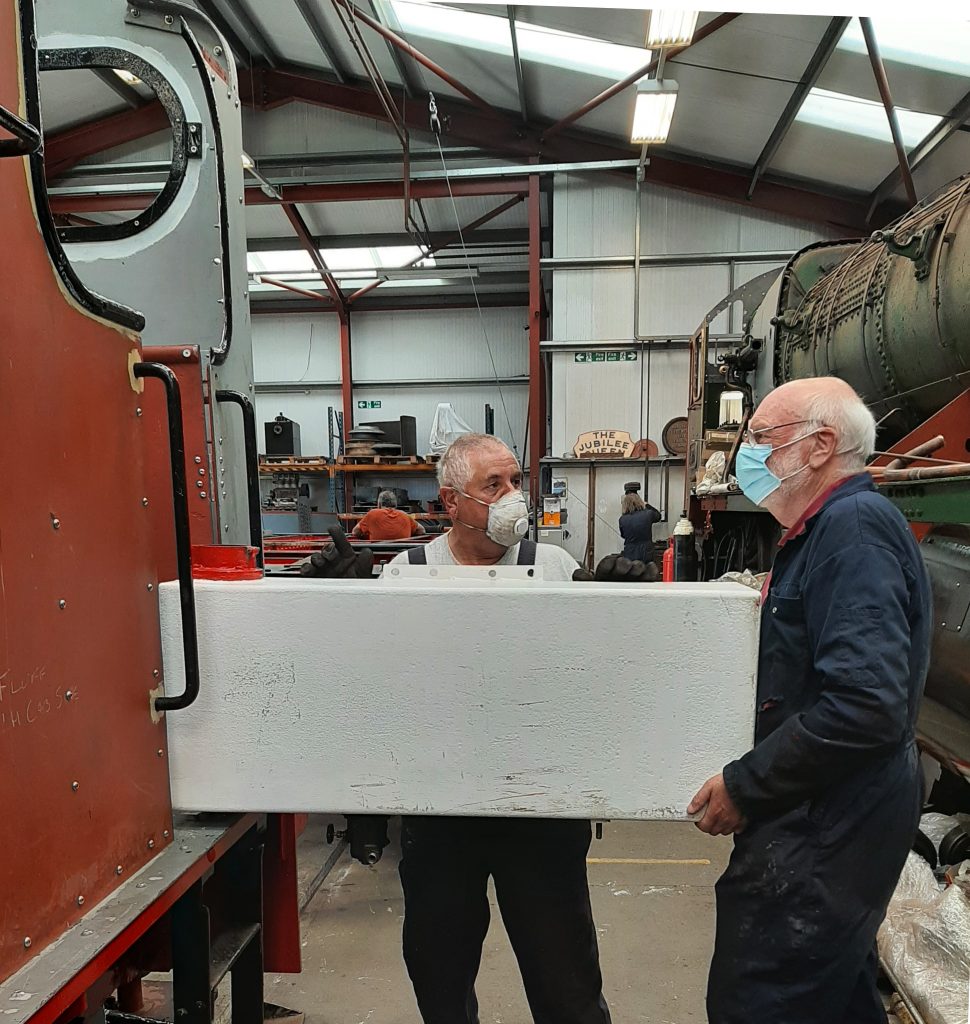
[134,361,200,712]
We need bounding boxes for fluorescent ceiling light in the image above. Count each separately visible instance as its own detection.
[247,247,435,277]
[646,10,699,48]
[385,0,652,79]
[113,69,142,86]
[631,79,679,144]
[796,88,942,148]
[241,152,255,171]
[838,18,970,77]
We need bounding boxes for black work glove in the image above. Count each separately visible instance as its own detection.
[300,525,374,579]
[572,554,659,583]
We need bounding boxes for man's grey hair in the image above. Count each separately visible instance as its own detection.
[377,489,397,508]
[805,387,877,470]
[437,433,517,490]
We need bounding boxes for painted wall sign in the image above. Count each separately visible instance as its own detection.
[573,430,635,458]
[574,351,638,363]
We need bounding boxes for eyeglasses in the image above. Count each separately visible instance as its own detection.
[743,419,815,446]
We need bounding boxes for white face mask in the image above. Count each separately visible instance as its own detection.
[457,489,530,548]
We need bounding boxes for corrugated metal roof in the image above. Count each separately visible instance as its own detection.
[35,3,970,313]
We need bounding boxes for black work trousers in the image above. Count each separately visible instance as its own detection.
[707,745,922,1023]
[399,815,612,1024]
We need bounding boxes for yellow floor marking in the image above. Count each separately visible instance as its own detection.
[586,857,711,866]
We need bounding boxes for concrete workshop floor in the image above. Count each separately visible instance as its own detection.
[269,821,732,1024]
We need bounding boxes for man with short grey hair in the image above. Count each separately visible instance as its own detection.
[351,488,425,542]
[689,377,932,1023]
[386,432,611,1024]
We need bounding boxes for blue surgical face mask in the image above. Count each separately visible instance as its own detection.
[735,428,821,506]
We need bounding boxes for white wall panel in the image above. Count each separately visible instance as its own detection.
[553,174,834,261]
[639,266,732,336]
[255,389,339,456]
[252,315,341,384]
[549,349,690,456]
[552,269,635,340]
[553,173,636,257]
[639,185,742,255]
[351,308,528,381]
[241,102,410,157]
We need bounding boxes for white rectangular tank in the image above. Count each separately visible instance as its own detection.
[159,577,759,819]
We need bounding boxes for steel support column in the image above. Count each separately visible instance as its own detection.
[868,85,970,220]
[508,6,528,124]
[332,0,503,120]
[528,174,542,506]
[339,316,354,510]
[860,17,917,207]
[293,0,350,83]
[746,16,849,198]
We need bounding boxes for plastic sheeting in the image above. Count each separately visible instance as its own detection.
[695,451,727,495]
[428,403,474,455]
[715,569,769,592]
[878,851,970,1024]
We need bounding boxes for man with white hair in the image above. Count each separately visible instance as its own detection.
[688,377,932,1023]
[386,432,612,1024]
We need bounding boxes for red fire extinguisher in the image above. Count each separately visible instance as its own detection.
[662,536,674,582]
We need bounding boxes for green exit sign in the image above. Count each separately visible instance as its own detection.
[574,350,637,363]
[357,400,382,409]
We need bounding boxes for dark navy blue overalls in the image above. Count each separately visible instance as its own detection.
[709,473,932,1023]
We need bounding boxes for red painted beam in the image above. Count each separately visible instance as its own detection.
[249,69,875,232]
[45,101,169,178]
[282,202,347,319]
[346,194,525,304]
[541,13,741,143]
[332,0,504,122]
[527,174,542,505]
[45,64,878,233]
[47,176,529,214]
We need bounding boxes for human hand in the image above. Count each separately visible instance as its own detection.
[299,525,374,579]
[572,554,659,583]
[687,774,747,836]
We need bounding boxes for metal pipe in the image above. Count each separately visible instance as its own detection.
[528,174,543,506]
[0,102,42,157]
[541,13,741,142]
[543,250,794,270]
[875,463,970,481]
[868,85,970,221]
[508,5,528,123]
[859,18,918,207]
[332,0,502,119]
[133,362,200,714]
[256,377,528,392]
[882,436,946,469]
[347,194,524,303]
